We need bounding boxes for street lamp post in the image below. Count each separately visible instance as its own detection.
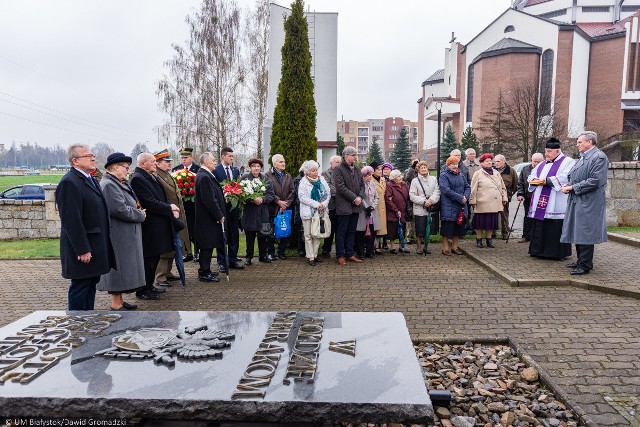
[435,101,443,180]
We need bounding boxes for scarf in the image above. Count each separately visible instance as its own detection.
[308,176,325,202]
[483,167,494,174]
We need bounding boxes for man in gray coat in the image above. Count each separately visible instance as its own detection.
[560,131,609,275]
[333,146,365,265]
[321,155,341,256]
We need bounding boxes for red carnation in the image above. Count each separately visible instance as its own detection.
[178,183,184,188]
[189,189,195,195]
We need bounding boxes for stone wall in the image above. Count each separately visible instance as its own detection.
[607,162,640,226]
[0,185,60,240]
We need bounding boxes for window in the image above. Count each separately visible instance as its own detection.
[466,64,474,122]
[372,126,383,131]
[389,134,397,140]
[504,25,515,33]
[582,6,610,13]
[540,9,566,19]
[622,6,640,12]
[390,125,397,131]
[540,49,554,116]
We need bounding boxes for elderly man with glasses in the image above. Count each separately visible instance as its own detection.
[55,144,114,310]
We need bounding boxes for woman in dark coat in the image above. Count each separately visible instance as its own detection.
[241,158,276,264]
[97,153,146,310]
[439,156,471,256]
[384,169,410,254]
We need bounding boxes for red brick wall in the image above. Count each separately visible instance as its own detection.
[586,37,625,139]
[384,117,405,158]
[472,53,540,141]
[554,31,574,135]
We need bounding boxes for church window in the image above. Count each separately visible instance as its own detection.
[504,25,515,33]
[466,64,474,122]
[540,49,554,116]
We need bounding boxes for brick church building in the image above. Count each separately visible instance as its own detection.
[419,0,640,153]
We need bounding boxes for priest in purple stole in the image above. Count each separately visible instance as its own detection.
[526,138,576,260]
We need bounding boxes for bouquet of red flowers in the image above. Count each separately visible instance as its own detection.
[222,179,248,210]
[171,169,196,202]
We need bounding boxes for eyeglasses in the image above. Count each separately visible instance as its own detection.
[118,164,130,170]
[76,154,96,159]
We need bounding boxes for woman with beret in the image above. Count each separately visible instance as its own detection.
[370,161,387,255]
[97,153,146,310]
[385,169,410,254]
[409,161,440,255]
[379,163,394,250]
[439,156,471,256]
[298,160,331,266]
[469,153,508,248]
[356,166,381,259]
[241,158,275,265]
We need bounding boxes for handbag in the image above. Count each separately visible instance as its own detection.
[259,222,273,238]
[417,176,440,213]
[310,210,331,238]
[274,210,292,239]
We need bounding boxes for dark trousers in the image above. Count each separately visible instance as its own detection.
[140,255,160,294]
[522,199,532,240]
[68,276,99,310]
[356,224,375,258]
[336,213,359,258]
[184,201,197,255]
[199,247,214,275]
[321,209,337,254]
[245,231,267,260]
[575,244,595,271]
[217,210,240,265]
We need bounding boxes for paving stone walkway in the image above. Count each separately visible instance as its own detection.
[1,245,639,426]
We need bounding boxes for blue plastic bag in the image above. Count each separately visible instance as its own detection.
[274,210,292,239]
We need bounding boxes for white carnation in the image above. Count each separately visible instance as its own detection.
[261,186,266,191]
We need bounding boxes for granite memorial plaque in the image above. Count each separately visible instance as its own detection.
[0,311,433,424]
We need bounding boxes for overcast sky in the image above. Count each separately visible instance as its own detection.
[0,0,512,154]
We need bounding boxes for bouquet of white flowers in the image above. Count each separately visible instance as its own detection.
[239,177,267,202]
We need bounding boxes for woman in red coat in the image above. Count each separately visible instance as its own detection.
[384,169,410,254]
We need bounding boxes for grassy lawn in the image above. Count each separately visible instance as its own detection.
[0,174,64,192]
[608,226,640,232]
[0,238,60,258]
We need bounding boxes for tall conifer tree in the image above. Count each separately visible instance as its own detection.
[269,0,317,175]
[440,124,458,166]
[460,125,480,155]
[367,136,384,165]
[390,128,412,172]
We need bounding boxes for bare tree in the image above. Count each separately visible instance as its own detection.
[245,0,270,158]
[157,0,246,156]
[477,78,566,161]
[91,142,114,169]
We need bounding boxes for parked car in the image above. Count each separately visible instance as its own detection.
[513,162,530,176]
[0,184,53,200]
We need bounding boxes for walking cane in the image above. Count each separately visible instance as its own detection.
[221,221,230,281]
[505,200,523,243]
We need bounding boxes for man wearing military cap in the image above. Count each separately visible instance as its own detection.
[172,147,200,262]
[154,149,189,285]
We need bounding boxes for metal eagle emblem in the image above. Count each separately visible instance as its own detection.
[96,325,234,367]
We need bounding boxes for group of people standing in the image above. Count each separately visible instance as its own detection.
[55,130,608,311]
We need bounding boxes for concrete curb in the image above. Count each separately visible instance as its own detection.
[461,248,640,300]
[413,336,596,427]
[607,232,640,248]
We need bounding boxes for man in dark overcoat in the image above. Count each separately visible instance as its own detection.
[213,146,244,271]
[154,149,189,286]
[130,152,180,300]
[561,131,609,275]
[172,147,200,262]
[516,153,544,243]
[265,154,295,260]
[195,152,225,282]
[55,143,114,310]
[333,146,366,265]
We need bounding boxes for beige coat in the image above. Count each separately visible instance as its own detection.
[372,176,387,235]
[469,169,508,213]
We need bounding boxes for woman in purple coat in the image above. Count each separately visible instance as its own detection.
[384,169,410,254]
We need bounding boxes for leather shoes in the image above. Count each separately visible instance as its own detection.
[337,257,346,265]
[199,273,220,282]
[136,291,160,300]
[452,248,464,255]
[183,254,194,262]
[193,254,200,262]
[166,274,180,281]
[308,259,316,266]
[156,281,171,287]
[518,238,529,243]
[229,263,245,270]
[278,254,288,260]
[566,262,578,269]
[313,257,324,263]
[244,258,252,266]
[442,250,451,256]
[258,257,271,263]
[347,256,363,263]
[150,286,166,293]
[570,267,590,275]
[122,302,138,310]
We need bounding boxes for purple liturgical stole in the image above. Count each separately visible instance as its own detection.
[532,155,565,221]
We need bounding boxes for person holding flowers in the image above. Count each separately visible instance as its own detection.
[240,158,275,265]
[172,148,199,262]
[213,147,244,271]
